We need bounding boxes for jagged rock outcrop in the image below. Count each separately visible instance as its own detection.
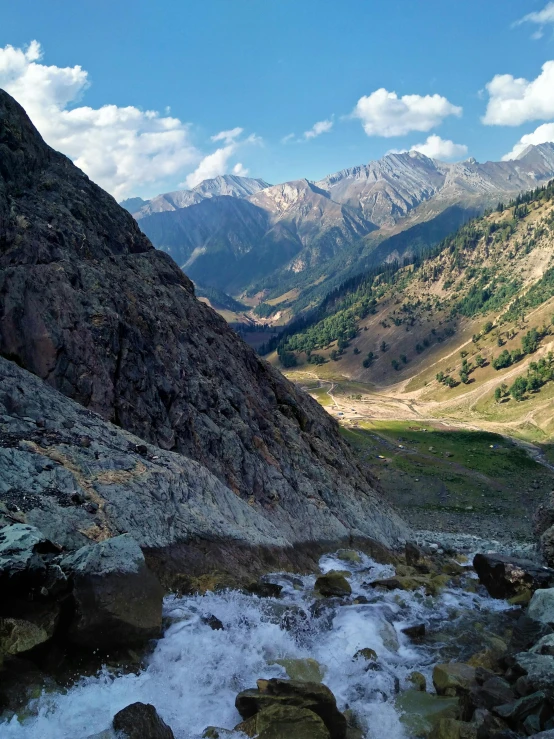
[0,89,407,572]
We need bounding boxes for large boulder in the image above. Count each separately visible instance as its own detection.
[59,535,163,648]
[510,614,553,653]
[395,690,460,737]
[235,678,346,739]
[473,554,554,599]
[112,702,174,739]
[236,704,331,739]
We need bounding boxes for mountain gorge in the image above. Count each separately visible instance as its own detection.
[129,145,554,320]
[0,88,407,574]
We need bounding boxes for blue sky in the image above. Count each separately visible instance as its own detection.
[2,0,554,199]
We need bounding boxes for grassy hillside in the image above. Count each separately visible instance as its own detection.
[276,181,554,442]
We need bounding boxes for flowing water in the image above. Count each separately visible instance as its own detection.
[1,552,510,739]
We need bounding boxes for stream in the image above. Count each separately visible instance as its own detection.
[0,551,511,739]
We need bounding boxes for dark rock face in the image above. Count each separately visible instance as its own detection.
[473,554,554,599]
[59,535,164,648]
[113,702,174,739]
[0,89,407,563]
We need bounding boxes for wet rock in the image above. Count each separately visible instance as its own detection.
[433,663,476,697]
[379,620,400,651]
[0,603,59,657]
[370,574,449,596]
[0,524,65,601]
[510,614,553,653]
[314,572,351,598]
[528,588,554,627]
[112,702,174,738]
[408,671,427,691]
[202,728,235,739]
[201,615,224,631]
[235,678,346,739]
[336,550,362,564]
[245,581,283,598]
[527,731,554,738]
[353,648,377,663]
[405,541,422,566]
[402,623,426,640]
[236,704,331,739]
[473,554,554,600]
[272,658,325,683]
[395,690,460,737]
[59,535,163,649]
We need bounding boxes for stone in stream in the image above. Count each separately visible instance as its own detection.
[472,554,554,600]
[314,571,351,598]
[402,623,426,640]
[335,549,362,564]
[112,702,174,738]
[59,534,164,649]
[353,648,378,662]
[529,634,554,656]
[235,678,347,739]
[245,581,283,598]
[271,657,325,682]
[429,718,478,739]
[236,704,331,739]
[405,541,423,566]
[202,614,224,631]
[408,671,427,691]
[395,690,460,737]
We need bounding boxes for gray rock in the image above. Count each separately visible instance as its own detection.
[60,535,164,648]
[528,589,554,626]
[510,615,553,653]
[528,634,554,657]
[512,653,554,693]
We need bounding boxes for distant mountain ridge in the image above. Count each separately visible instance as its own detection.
[122,174,270,219]
[128,144,554,314]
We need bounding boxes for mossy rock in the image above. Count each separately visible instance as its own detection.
[236,704,331,739]
[441,561,466,577]
[433,663,476,697]
[353,648,377,662]
[336,550,362,564]
[395,690,460,737]
[508,588,532,606]
[430,719,477,739]
[408,671,427,691]
[272,658,325,683]
[314,571,352,598]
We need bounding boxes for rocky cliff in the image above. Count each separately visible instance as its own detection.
[0,88,407,571]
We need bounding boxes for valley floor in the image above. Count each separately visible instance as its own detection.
[287,369,554,543]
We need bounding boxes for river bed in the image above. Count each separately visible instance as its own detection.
[0,552,511,739]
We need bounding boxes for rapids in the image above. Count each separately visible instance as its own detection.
[0,552,510,739]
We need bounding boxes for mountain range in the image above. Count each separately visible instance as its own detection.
[124,144,554,318]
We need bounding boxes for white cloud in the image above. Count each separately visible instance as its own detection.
[233,162,249,176]
[183,127,259,187]
[281,133,295,144]
[211,127,244,144]
[483,61,554,126]
[515,2,554,34]
[0,42,255,199]
[410,135,468,160]
[303,119,333,140]
[351,88,462,137]
[502,122,554,160]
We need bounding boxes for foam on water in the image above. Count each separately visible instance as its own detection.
[0,552,509,739]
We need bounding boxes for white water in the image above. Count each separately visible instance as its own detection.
[1,553,509,739]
